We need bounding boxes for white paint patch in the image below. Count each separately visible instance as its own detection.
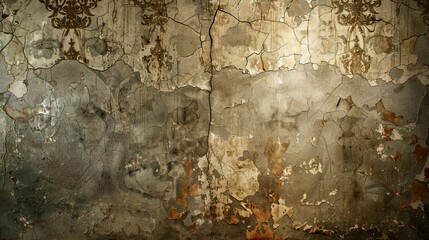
[8,80,27,98]
[376,144,388,161]
[410,199,424,211]
[391,129,403,140]
[300,158,322,174]
[280,165,293,181]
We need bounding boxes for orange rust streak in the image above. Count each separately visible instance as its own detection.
[376,100,403,126]
[224,209,240,225]
[168,208,184,220]
[382,126,393,140]
[246,223,280,240]
[265,137,289,178]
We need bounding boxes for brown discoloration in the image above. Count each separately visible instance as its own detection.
[382,37,394,53]
[176,159,196,207]
[393,151,403,161]
[425,167,429,181]
[246,223,280,240]
[412,144,428,163]
[3,105,31,121]
[264,137,289,178]
[381,126,393,140]
[399,200,409,210]
[225,209,240,225]
[410,180,429,203]
[168,208,184,220]
[265,188,279,204]
[376,100,403,126]
[189,223,197,233]
[245,202,281,240]
[264,137,288,213]
[410,134,418,145]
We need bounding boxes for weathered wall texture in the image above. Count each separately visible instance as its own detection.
[1,0,429,239]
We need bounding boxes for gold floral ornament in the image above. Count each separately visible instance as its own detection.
[63,38,88,63]
[132,0,175,86]
[131,0,173,33]
[39,0,101,35]
[332,0,381,27]
[332,0,381,74]
[416,0,429,26]
[340,42,371,75]
[39,0,100,63]
[143,36,173,82]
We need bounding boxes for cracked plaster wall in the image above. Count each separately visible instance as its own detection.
[1,0,429,239]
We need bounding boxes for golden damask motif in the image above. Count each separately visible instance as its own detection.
[132,0,175,85]
[39,0,100,63]
[63,38,88,63]
[143,36,173,79]
[131,0,173,33]
[332,0,380,74]
[340,44,371,75]
[39,0,101,34]
[416,0,429,26]
[332,0,381,27]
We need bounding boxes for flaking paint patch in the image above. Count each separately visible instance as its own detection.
[271,198,293,228]
[299,158,323,175]
[209,134,260,202]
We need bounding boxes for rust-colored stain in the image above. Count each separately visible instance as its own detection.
[376,100,403,126]
[409,180,429,203]
[176,159,199,207]
[412,144,428,163]
[264,137,289,178]
[189,223,197,233]
[265,188,279,203]
[393,151,403,161]
[245,202,281,240]
[399,200,409,210]
[246,223,280,240]
[381,126,393,140]
[410,134,418,145]
[168,208,184,220]
[225,209,240,225]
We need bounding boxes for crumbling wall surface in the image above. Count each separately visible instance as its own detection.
[0,0,429,239]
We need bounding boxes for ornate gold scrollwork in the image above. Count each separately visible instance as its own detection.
[340,44,371,75]
[63,38,88,63]
[39,0,101,34]
[131,0,174,33]
[132,0,175,85]
[39,0,100,63]
[143,36,173,76]
[416,0,429,26]
[332,0,381,27]
[332,0,381,74]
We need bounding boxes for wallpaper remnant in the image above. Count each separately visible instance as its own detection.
[1,0,429,239]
